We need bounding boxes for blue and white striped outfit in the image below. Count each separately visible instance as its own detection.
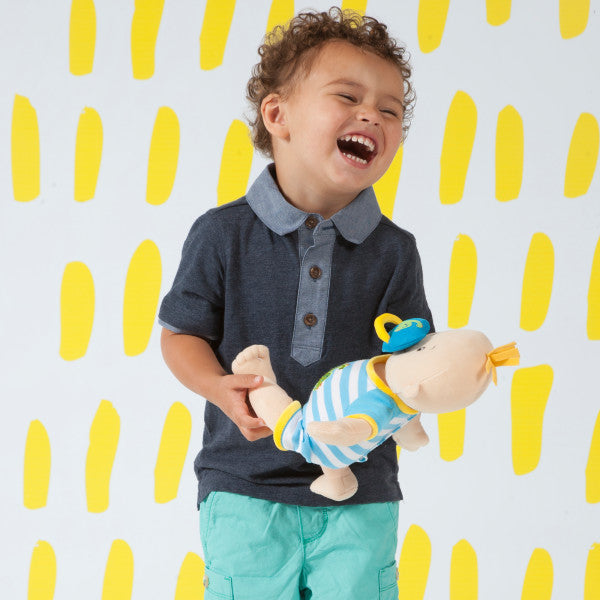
[273,356,418,469]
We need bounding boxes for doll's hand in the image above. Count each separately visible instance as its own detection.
[212,374,273,441]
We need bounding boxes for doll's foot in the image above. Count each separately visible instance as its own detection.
[310,466,358,501]
[232,345,277,383]
[307,417,372,446]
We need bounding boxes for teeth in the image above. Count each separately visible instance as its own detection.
[339,134,375,152]
[342,152,368,165]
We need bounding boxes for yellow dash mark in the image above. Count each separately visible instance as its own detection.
[146,107,180,205]
[448,234,477,328]
[559,0,590,39]
[60,261,95,361]
[440,92,477,205]
[123,240,162,356]
[341,0,368,15]
[585,543,600,600]
[174,553,205,600]
[564,113,599,198]
[418,0,450,53]
[28,541,56,600]
[496,105,524,202]
[200,0,236,70]
[69,0,96,75]
[521,548,553,600]
[217,119,253,206]
[586,412,600,503]
[520,233,554,331]
[511,365,553,476]
[86,400,120,513]
[266,0,295,33]
[75,107,102,202]
[373,146,403,219]
[450,540,478,600]
[155,402,192,503]
[438,410,466,462]
[102,540,134,600]
[589,237,600,339]
[131,0,164,79]
[24,421,51,510]
[398,525,431,600]
[12,95,40,202]
[487,0,511,25]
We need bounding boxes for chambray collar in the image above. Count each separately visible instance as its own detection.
[246,164,382,244]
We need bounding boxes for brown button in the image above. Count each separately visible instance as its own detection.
[203,575,209,588]
[305,216,319,229]
[303,313,318,327]
[309,266,322,279]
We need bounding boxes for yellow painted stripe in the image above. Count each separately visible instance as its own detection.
[266,0,294,33]
[398,525,431,600]
[521,548,553,600]
[417,0,450,53]
[175,552,205,600]
[586,412,600,503]
[217,119,253,206]
[585,543,600,600]
[440,92,477,205]
[373,146,403,219]
[24,421,51,510]
[69,0,96,75]
[123,240,162,356]
[12,95,40,202]
[86,400,120,513]
[589,237,600,339]
[520,233,554,331]
[102,540,134,600]
[438,409,465,462]
[448,234,477,328]
[199,0,236,70]
[341,0,368,14]
[60,261,95,361]
[564,113,599,198]
[450,539,478,600]
[146,107,180,205]
[131,0,164,79]
[559,0,590,39]
[155,402,192,503]
[511,365,553,476]
[486,0,511,26]
[75,107,102,202]
[496,105,523,202]
[28,541,56,600]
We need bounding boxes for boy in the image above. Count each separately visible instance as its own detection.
[159,8,432,599]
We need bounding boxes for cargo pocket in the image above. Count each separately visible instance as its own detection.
[378,562,399,599]
[203,566,233,599]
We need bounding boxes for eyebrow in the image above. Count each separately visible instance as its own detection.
[325,79,404,106]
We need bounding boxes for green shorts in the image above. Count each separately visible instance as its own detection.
[199,491,399,599]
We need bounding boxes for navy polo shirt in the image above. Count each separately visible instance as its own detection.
[159,165,433,507]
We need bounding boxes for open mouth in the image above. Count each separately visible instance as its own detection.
[336,134,377,166]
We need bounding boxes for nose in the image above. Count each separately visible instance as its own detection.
[356,103,380,126]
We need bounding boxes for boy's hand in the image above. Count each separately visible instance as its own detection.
[212,374,273,441]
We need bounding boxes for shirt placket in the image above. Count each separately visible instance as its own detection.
[291,215,336,366]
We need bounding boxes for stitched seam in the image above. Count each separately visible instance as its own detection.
[303,509,329,543]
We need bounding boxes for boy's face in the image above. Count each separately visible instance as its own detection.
[267,41,406,205]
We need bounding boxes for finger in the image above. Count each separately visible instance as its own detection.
[241,426,273,442]
[230,374,264,390]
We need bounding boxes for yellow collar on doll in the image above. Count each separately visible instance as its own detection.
[367,355,418,415]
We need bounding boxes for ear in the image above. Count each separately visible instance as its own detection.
[261,93,289,141]
[399,383,420,400]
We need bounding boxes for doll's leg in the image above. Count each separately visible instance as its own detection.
[231,345,294,431]
[307,417,373,446]
[310,466,358,501]
[392,414,429,451]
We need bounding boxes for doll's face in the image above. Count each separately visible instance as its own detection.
[385,330,494,413]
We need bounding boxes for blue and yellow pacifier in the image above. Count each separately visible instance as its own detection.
[374,313,431,353]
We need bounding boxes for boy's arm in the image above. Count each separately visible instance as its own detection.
[160,328,272,441]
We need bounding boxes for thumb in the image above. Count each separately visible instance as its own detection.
[232,373,264,389]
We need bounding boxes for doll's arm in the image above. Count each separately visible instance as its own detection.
[392,414,429,451]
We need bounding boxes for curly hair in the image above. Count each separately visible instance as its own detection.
[246,7,415,158]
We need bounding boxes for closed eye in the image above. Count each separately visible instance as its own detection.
[381,108,400,117]
[338,94,356,102]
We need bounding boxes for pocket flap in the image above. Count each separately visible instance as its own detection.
[204,566,233,599]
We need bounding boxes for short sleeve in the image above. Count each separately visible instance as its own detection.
[158,213,224,341]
